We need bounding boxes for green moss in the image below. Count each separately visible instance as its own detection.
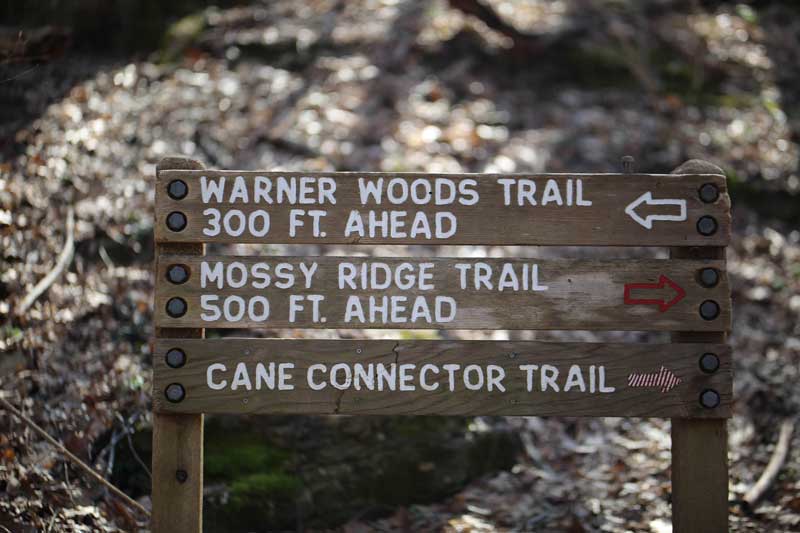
[203,421,300,530]
[229,473,300,509]
[205,443,290,479]
[204,426,292,481]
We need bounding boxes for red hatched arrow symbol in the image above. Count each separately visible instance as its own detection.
[623,274,685,312]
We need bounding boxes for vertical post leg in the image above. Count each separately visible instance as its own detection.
[669,159,728,533]
[151,412,204,532]
[671,418,728,532]
[152,157,205,533]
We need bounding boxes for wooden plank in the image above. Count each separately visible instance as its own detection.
[154,256,731,331]
[669,159,728,533]
[152,338,732,418]
[151,157,204,533]
[154,171,731,246]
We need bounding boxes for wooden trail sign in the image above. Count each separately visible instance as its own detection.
[151,157,733,533]
[153,339,732,418]
[155,171,731,246]
[155,256,731,331]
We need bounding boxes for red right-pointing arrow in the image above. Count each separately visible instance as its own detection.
[623,274,686,312]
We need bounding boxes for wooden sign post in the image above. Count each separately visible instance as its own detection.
[152,158,732,532]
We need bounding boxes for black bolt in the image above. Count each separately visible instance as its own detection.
[699,353,720,374]
[166,297,187,318]
[166,211,187,232]
[165,383,185,403]
[175,469,188,483]
[698,183,719,203]
[167,264,189,284]
[700,389,721,409]
[697,216,718,236]
[166,348,186,368]
[167,180,188,200]
[621,155,635,173]
[698,268,719,288]
[699,300,720,320]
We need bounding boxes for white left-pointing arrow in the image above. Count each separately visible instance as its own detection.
[625,192,687,229]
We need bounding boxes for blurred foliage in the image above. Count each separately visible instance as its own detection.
[3,0,241,54]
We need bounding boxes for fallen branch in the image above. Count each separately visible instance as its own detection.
[742,417,795,511]
[0,395,150,518]
[15,206,75,316]
[447,0,587,55]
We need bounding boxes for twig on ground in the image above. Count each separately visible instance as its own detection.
[107,428,119,479]
[742,417,796,511]
[0,395,150,518]
[116,412,152,479]
[15,207,75,316]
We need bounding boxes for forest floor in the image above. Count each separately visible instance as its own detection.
[1,1,800,531]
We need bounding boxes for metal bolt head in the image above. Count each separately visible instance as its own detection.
[167,180,188,200]
[165,383,185,403]
[166,348,186,368]
[698,268,719,288]
[700,389,720,409]
[697,216,718,236]
[621,155,635,173]
[175,469,188,483]
[699,300,720,320]
[698,183,719,203]
[166,211,187,232]
[699,353,720,374]
[166,297,187,318]
[167,264,189,284]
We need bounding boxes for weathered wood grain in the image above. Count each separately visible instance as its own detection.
[152,339,732,418]
[154,171,731,246]
[147,159,736,531]
[669,161,729,533]
[152,157,204,533]
[154,256,731,331]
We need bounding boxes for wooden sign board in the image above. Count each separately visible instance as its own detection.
[153,339,732,418]
[151,159,734,533]
[155,171,731,246]
[155,256,731,331]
